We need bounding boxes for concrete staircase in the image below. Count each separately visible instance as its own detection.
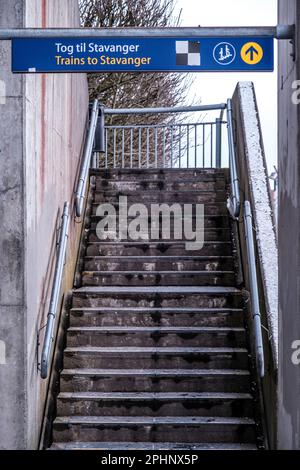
[50,169,262,450]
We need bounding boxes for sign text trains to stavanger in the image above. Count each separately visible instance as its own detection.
[12,37,274,73]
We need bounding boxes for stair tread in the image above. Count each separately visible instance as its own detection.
[54,416,255,425]
[92,202,226,207]
[74,286,241,294]
[58,392,253,400]
[92,199,228,202]
[93,189,227,194]
[92,168,229,173]
[91,214,227,218]
[87,229,230,234]
[70,307,243,312]
[61,368,250,376]
[84,255,233,260]
[86,241,231,247]
[86,240,231,243]
[82,270,235,274]
[50,441,256,450]
[67,326,245,332]
[94,179,228,183]
[65,346,247,353]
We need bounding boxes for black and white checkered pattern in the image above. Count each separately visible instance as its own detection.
[176,41,201,66]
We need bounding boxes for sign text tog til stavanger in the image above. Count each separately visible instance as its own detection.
[12,37,274,73]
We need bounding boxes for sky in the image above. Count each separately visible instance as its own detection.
[174,0,278,172]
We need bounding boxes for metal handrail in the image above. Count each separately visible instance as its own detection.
[226,98,240,219]
[0,25,294,40]
[40,202,70,379]
[104,103,226,115]
[75,99,99,217]
[225,99,264,376]
[244,200,265,378]
[104,120,227,129]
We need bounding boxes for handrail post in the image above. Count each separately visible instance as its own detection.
[75,99,99,217]
[244,200,265,378]
[215,117,222,168]
[93,104,106,169]
[40,202,70,379]
[226,98,240,218]
[98,104,105,154]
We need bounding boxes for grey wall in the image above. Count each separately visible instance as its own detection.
[0,0,89,449]
[232,82,278,449]
[278,0,300,449]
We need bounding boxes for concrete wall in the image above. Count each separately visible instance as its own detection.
[278,0,300,449]
[232,82,278,449]
[0,0,89,449]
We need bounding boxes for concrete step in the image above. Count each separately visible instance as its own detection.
[63,346,249,370]
[69,307,244,328]
[87,229,231,243]
[91,202,229,216]
[60,368,251,393]
[90,214,230,230]
[85,241,233,257]
[81,270,236,287]
[95,180,227,192]
[83,256,234,272]
[66,326,246,348]
[72,286,243,309]
[56,391,254,418]
[92,168,230,181]
[52,415,256,444]
[51,441,257,450]
[93,190,228,204]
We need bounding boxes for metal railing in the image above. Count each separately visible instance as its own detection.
[244,200,265,378]
[93,103,227,170]
[75,99,99,218]
[226,98,240,219]
[40,202,70,379]
[99,121,226,169]
[225,99,264,376]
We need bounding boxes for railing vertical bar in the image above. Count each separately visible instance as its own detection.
[113,128,116,168]
[130,128,133,169]
[163,127,166,168]
[171,125,174,169]
[122,128,125,168]
[211,124,213,167]
[202,125,205,168]
[105,128,108,168]
[187,125,190,168]
[91,151,96,169]
[194,124,197,168]
[138,127,142,168]
[146,128,150,168]
[215,117,222,168]
[154,127,158,168]
[179,125,182,169]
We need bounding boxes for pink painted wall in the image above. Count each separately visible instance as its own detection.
[24,0,88,447]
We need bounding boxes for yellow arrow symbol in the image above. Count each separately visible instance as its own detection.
[241,42,263,65]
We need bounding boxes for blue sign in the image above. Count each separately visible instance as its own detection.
[12,37,274,73]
